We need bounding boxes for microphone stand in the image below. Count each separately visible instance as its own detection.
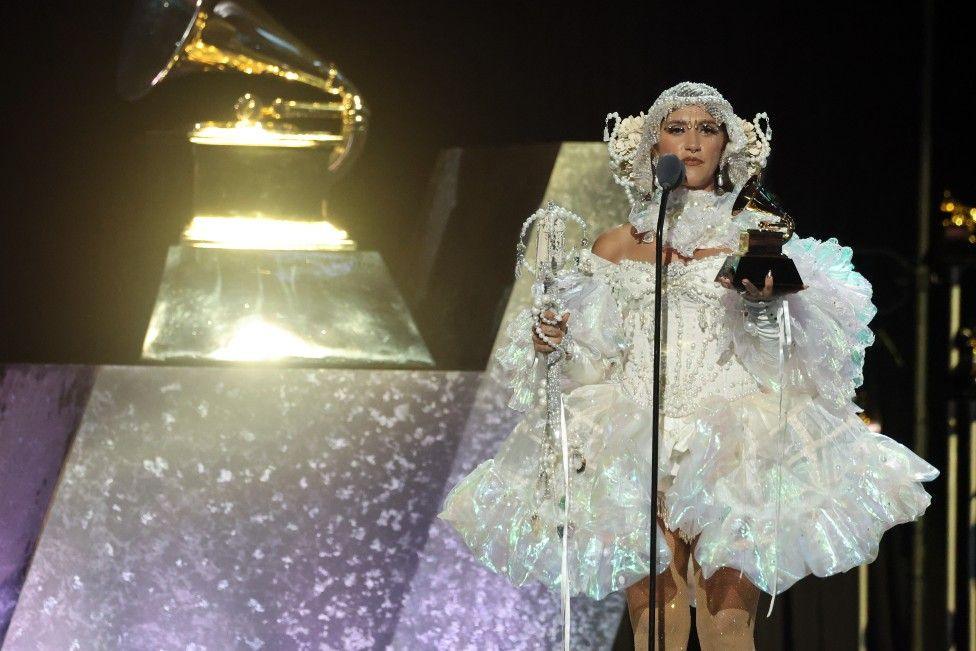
[649,186,673,650]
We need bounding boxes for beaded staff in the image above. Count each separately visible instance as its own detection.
[515,202,588,651]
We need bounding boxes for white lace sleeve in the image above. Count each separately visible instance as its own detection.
[492,250,626,411]
[724,235,877,415]
[724,294,785,380]
[557,250,627,390]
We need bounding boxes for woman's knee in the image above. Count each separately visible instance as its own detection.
[695,567,757,648]
[701,567,759,616]
[626,523,692,610]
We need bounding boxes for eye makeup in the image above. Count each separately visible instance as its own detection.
[663,120,723,136]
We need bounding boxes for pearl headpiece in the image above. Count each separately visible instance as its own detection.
[604,81,772,206]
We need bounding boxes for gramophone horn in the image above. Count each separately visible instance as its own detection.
[117,0,367,172]
[732,176,796,240]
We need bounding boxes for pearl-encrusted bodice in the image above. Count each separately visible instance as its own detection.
[596,253,761,417]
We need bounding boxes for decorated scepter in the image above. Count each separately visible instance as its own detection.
[515,202,588,651]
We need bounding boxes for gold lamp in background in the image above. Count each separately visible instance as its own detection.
[941,191,976,247]
[119,0,368,250]
[122,0,433,367]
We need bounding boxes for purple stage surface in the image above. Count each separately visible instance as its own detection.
[391,369,627,650]
[4,367,476,649]
[0,365,96,645]
[4,365,625,649]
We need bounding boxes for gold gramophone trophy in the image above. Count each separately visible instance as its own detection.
[715,177,805,295]
[118,0,367,249]
[122,0,432,366]
[118,0,367,155]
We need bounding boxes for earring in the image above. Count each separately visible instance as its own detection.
[637,157,657,196]
[717,161,733,192]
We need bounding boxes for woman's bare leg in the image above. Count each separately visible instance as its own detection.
[626,521,692,650]
[693,561,760,651]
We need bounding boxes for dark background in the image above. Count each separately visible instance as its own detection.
[0,1,972,648]
[2,0,972,366]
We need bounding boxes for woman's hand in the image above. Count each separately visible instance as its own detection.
[718,271,775,301]
[532,310,570,353]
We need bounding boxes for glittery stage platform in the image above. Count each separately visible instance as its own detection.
[1,365,624,649]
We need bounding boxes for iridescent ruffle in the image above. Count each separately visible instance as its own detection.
[439,383,673,600]
[443,233,936,602]
[492,307,544,412]
[725,235,877,416]
[441,381,937,600]
[665,390,938,595]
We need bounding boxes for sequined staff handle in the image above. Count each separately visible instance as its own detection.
[516,203,589,371]
[515,202,588,651]
[515,201,589,494]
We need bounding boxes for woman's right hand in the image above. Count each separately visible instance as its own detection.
[532,310,570,353]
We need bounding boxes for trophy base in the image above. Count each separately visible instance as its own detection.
[142,246,434,367]
[716,253,805,295]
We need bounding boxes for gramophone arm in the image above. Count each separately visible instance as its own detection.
[735,177,797,241]
[758,213,796,241]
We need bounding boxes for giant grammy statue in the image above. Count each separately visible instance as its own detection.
[119,0,431,367]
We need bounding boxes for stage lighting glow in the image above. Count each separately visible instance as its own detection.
[940,191,976,245]
[183,216,355,250]
[189,121,343,148]
[209,315,402,363]
[210,316,336,361]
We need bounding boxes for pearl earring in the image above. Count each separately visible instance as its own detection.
[716,161,733,193]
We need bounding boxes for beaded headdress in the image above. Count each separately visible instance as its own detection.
[604,81,772,205]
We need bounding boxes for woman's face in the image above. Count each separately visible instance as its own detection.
[655,105,727,191]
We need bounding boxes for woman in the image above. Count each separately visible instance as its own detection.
[439,82,937,649]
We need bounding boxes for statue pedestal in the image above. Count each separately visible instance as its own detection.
[142,246,432,367]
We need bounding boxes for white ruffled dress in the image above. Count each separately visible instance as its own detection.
[439,189,937,600]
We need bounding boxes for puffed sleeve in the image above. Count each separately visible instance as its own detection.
[723,235,877,416]
[493,250,626,412]
[558,250,627,389]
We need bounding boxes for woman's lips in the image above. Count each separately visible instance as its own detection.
[683,157,704,166]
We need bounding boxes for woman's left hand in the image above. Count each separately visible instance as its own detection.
[718,270,775,301]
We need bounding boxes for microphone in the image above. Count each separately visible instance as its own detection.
[656,153,686,191]
[647,152,684,641]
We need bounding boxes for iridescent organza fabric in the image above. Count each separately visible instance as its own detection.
[439,190,937,600]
